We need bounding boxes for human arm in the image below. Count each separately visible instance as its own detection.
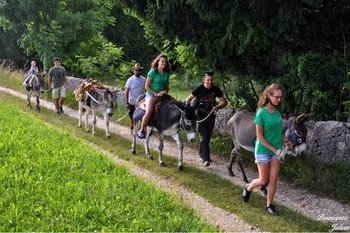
[125,87,130,108]
[64,75,69,91]
[185,94,196,106]
[213,96,227,111]
[48,75,52,90]
[256,124,278,154]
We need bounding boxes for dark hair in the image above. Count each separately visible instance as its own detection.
[53,57,61,62]
[150,54,171,73]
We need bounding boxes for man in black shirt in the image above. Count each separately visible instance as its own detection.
[185,72,227,167]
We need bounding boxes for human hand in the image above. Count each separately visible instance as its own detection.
[157,91,166,96]
[276,149,286,163]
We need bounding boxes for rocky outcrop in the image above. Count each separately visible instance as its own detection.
[306,121,350,164]
[215,108,234,135]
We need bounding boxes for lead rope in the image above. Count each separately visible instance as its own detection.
[196,108,215,123]
[114,109,130,122]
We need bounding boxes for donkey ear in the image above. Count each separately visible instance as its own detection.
[296,113,313,123]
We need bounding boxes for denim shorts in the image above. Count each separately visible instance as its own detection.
[255,153,278,164]
[145,92,157,98]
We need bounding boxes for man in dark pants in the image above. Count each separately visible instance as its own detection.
[185,72,227,167]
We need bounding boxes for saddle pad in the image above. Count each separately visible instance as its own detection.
[133,108,145,122]
[136,99,146,110]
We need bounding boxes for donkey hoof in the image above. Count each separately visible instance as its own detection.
[178,165,183,171]
[228,171,235,177]
[106,135,111,139]
[159,162,165,167]
[148,156,154,160]
[131,149,136,154]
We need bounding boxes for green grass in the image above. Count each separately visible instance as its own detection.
[0,91,331,232]
[0,100,217,232]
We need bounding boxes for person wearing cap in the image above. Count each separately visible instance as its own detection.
[137,54,172,139]
[125,63,146,134]
[185,72,227,167]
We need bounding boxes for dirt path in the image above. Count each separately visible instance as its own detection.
[2,87,349,230]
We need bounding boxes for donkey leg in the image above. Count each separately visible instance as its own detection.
[131,120,139,154]
[78,104,83,128]
[36,93,40,112]
[158,134,165,167]
[92,111,97,135]
[27,92,32,109]
[103,112,111,139]
[228,145,236,177]
[84,110,90,132]
[144,126,153,160]
[172,133,184,171]
[238,156,249,183]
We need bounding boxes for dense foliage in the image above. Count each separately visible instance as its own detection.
[120,0,350,120]
[1,0,349,120]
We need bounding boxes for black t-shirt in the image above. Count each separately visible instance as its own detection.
[192,84,224,118]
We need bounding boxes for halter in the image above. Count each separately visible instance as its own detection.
[170,102,196,133]
[287,120,303,146]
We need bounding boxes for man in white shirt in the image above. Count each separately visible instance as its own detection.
[125,63,146,133]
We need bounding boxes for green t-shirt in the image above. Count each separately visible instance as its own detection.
[146,68,169,94]
[254,107,283,154]
[49,66,67,88]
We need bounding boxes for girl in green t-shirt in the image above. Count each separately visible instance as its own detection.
[242,83,287,216]
[137,54,171,139]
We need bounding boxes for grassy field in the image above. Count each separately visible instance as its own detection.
[0,89,331,232]
[0,100,218,232]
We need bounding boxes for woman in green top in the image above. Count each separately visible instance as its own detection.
[242,83,288,216]
[138,54,171,139]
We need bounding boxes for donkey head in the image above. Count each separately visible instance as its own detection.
[284,113,312,156]
[176,102,197,142]
[103,89,116,116]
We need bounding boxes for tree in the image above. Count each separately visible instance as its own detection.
[0,0,115,69]
[120,0,350,120]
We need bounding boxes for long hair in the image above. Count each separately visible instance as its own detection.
[150,54,171,73]
[256,83,282,112]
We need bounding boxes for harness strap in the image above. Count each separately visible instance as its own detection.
[85,91,100,104]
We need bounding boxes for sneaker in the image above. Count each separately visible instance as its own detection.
[266,204,278,216]
[137,129,145,139]
[242,183,251,202]
[59,106,64,114]
[203,161,210,167]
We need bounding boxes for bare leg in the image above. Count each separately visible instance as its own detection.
[266,159,280,207]
[247,163,269,192]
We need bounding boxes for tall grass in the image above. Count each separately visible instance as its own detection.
[0,101,217,232]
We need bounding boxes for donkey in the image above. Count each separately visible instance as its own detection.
[132,95,197,171]
[78,88,117,139]
[23,73,42,112]
[227,110,311,183]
